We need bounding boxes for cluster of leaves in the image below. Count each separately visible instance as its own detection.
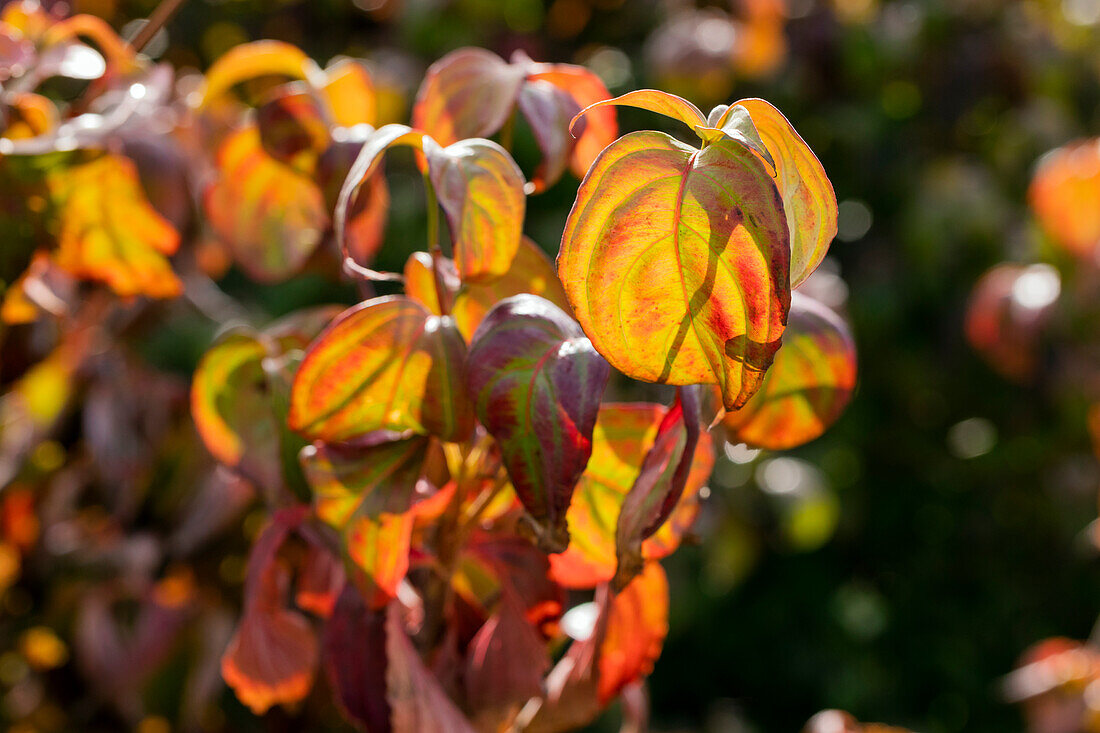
[0,1,861,729]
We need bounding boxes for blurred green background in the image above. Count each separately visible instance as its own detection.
[22,0,1100,730]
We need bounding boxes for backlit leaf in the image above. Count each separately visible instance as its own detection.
[49,154,181,298]
[318,139,390,272]
[289,296,474,443]
[222,511,318,715]
[738,98,837,287]
[722,292,856,450]
[190,334,282,487]
[570,88,707,133]
[200,40,322,109]
[527,65,617,179]
[516,80,582,193]
[452,236,570,341]
[424,137,525,281]
[204,127,328,281]
[598,560,669,705]
[558,130,791,410]
[466,295,611,552]
[256,85,330,169]
[322,58,377,128]
[403,251,460,316]
[412,47,527,143]
[613,388,702,589]
[549,403,715,589]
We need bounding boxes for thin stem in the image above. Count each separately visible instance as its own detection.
[423,170,451,315]
[127,0,190,54]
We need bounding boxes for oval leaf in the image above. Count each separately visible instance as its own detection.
[289,296,474,443]
[466,294,611,553]
[738,98,837,287]
[516,79,582,193]
[412,47,527,144]
[722,292,857,450]
[200,40,322,109]
[1029,138,1100,259]
[527,65,617,179]
[204,127,328,282]
[558,130,791,410]
[424,137,526,282]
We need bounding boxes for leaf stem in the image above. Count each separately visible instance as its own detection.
[423,170,451,315]
[127,0,190,54]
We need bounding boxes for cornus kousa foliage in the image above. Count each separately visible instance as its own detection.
[1,6,858,727]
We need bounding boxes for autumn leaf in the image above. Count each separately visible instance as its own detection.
[412,47,617,190]
[288,296,473,443]
[549,403,715,589]
[49,153,181,298]
[204,127,329,282]
[199,40,323,109]
[722,292,857,450]
[335,123,525,282]
[322,587,391,731]
[598,561,669,705]
[613,387,703,590]
[558,116,791,410]
[466,294,610,552]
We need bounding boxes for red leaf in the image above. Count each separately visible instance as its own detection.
[613,388,702,589]
[465,588,549,729]
[323,586,391,731]
[516,80,582,193]
[466,294,610,552]
[598,561,669,705]
[385,603,477,732]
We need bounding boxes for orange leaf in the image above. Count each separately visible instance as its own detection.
[199,40,323,109]
[549,403,715,589]
[452,236,570,341]
[598,560,669,705]
[288,296,473,442]
[204,127,329,282]
[557,129,791,410]
[322,58,378,128]
[527,65,617,179]
[49,154,181,298]
[570,88,707,135]
[722,292,857,450]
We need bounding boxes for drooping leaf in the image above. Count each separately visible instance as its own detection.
[334,124,525,282]
[452,236,571,341]
[613,388,702,589]
[221,510,318,715]
[412,48,617,190]
[423,136,525,281]
[722,292,857,449]
[1029,138,1100,259]
[737,98,837,287]
[412,47,527,143]
[466,294,610,552]
[557,129,791,410]
[526,65,617,178]
[323,587,391,731]
[549,403,715,589]
[516,80,582,193]
[465,588,549,730]
[300,433,431,607]
[318,139,390,271]
[385,603,478,732]
[204,127,329,282]
[289,296,474,442]
[570,88,708,132]
[199,40,322,109]
[48,153,181,298]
